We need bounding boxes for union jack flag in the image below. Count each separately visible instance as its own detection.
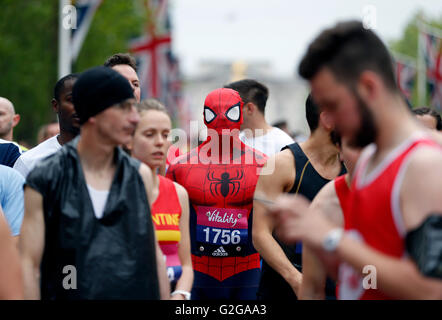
[394,57,416,101]
[423,31,442,112]
[129,0,186,128]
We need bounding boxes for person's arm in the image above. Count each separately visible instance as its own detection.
[300,181,343,300]
[252,150,303,295]
[154,238,170,299]
[171,183,193,300]
[19,187,45,300]
[0,207,23,299]
[334,236,442,299]
[300,245,326,300]
[138,163,170,299]
[3,168,26,249]
[271,146,442,300]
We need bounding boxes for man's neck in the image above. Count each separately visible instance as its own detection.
[373,95,422,156]
[301,129,340,166]
[76,130,115,172]
[57,130,76,146]
[0,131,13,142]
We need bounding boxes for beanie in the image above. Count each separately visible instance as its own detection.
[72,66,135,124]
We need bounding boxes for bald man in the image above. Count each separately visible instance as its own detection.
[0,97,20,142]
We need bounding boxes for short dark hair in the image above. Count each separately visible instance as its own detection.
[104,53,137,72]
[306,94,320,132]
[54,73,79,102]
[224,79,269,114]
[299,20,398,93]
[412,107,442,130]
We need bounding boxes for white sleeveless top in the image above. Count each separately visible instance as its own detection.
[87,184,109,219]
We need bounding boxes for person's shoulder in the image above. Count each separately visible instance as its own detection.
[27,140,69,183]
[405,141,442,175]
[0,139,21,157]
[259,147,295,179]
[18,135,61,164]
[270,127,294,143]
[312,179,339,209]
[137,161,153,182]
[172,180,188,198]
[312,178,343,226]
[0,138,20,148]
[0,164,25,183]
[399,135,442,195]
[275,145,296,166]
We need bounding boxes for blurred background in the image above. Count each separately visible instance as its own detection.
[0,0,441,147]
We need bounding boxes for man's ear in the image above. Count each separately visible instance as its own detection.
[319,111,335,131]
[12,114,20,128]
[244,102,255,115]
[357,70,380,102]
[51,98,59,113]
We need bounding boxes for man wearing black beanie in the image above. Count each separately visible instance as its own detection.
[20,66,169,300]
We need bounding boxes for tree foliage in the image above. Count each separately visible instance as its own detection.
[0,0,146,146]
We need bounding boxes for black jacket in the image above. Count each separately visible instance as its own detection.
[26,137,160,300]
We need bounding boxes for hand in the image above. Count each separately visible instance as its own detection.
[270,194,334,249]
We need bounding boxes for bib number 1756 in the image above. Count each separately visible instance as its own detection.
[202,227,241,245]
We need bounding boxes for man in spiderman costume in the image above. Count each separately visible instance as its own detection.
[166,88,267,300]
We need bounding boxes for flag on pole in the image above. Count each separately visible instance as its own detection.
[422,30,442,112]
[393,56,417,101]
[129,0,186,130]
[71,0,102,62]
[58,0,102,78]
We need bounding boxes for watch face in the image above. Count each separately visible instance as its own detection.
[323,229,343,252]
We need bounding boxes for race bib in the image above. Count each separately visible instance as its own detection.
[196,206,249,257]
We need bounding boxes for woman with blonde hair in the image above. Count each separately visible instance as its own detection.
[128,99,193,300]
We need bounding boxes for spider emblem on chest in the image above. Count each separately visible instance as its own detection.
[207,170,244,198]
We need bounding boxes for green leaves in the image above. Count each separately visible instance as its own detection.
[0,0,147,146]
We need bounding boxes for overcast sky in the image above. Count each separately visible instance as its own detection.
[170,0,442,77]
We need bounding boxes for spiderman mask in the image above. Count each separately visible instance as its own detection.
[203,88,243,135]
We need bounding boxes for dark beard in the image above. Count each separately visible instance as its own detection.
[348,93,377,148]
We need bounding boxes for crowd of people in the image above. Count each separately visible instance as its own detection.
[0,20,441,300]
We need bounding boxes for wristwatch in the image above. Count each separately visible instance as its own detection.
[171,290,191,300]
[322,228,344,252]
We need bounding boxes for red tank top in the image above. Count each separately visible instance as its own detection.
[152,175,182,268]
[334,174,351,299]
[334,174,352,226]
[338,135,440,300]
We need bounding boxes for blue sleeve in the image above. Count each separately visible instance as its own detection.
[5,144,21,167]
[1,168,25,236]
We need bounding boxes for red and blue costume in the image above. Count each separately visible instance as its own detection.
[166,88,266,299]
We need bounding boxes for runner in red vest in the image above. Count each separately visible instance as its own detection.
[129,99,193,300]
[270,21,442,299]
